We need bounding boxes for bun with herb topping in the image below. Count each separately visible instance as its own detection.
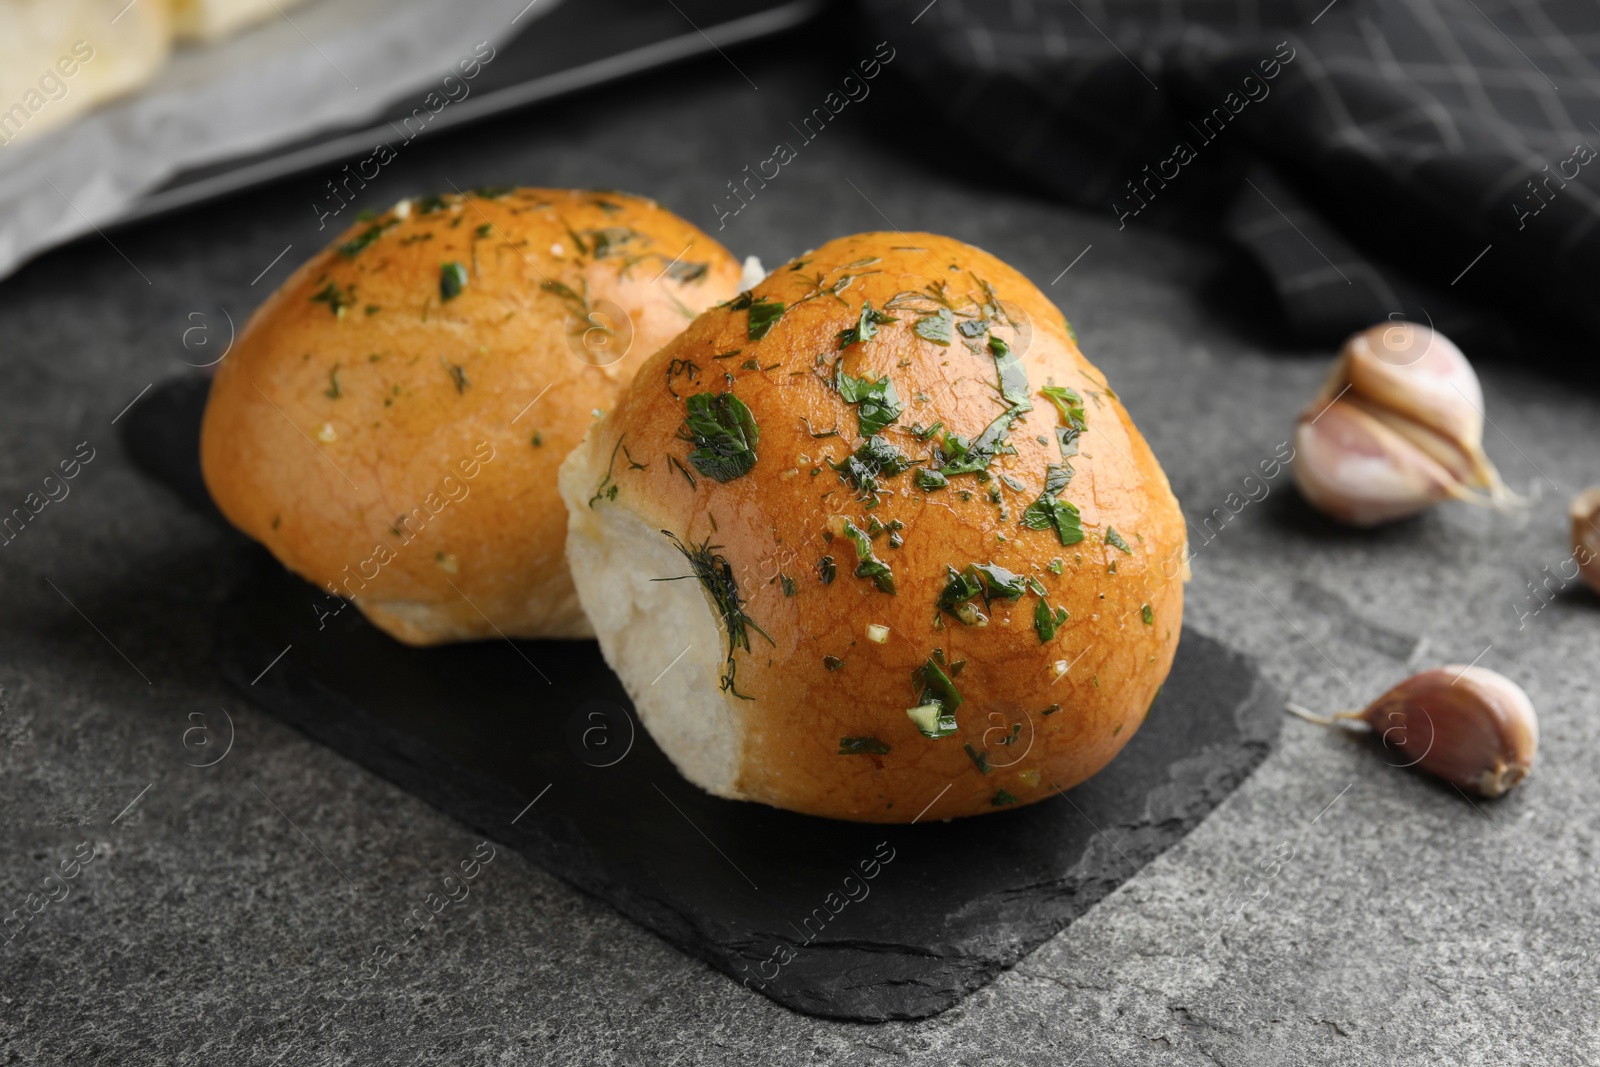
[201,188,742,645]
[559,232,1187,821]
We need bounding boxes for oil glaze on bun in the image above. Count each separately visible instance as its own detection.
[202,188,742,644]
[560,232,1187,821]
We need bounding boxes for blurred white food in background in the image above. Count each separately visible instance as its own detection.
[0,0,172,147]
[172,0,309,42]
[0,0,314,149]
[0,0,551,282]
[740,255,767,291]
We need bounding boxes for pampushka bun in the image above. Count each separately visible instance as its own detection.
[202,188,742,644]
[559,232,1187,821]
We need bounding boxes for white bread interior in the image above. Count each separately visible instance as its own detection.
[559,440,743,797]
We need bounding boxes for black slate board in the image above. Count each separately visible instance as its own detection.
[124,377,1281,1021]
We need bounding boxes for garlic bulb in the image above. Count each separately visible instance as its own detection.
[1572,488,1600,596]
[1293,322,1516,526]
[1289,665,1537,797]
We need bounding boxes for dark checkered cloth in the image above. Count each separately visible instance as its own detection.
[861,0,1600,356]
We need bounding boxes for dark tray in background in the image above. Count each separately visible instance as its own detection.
[124,376,1281,1021]
[115,0,824,227]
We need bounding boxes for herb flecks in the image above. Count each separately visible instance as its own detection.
[728,292,786,340]
[970,562,1028,599]
[440,261,468,302]
[839,737,890,756]
[837,300,896,348]
[940,561,1056,632]
[987,336,1031,409]
[829,435,912,498]
[665,358,701,399]
[839,519,894,594]
[747,299,784,338]
[913,308,953,346]
[588,436,626,508]
[660,257,710,284]
[788,257,883,312]
[442,359,470,394]
[680,392,759,482]
[1034,597,1069,642]
[540,278,597,324]
[799,416,838,439]
[1105,527,1132,554]
[906,703,955,738]
[937,565,988,626]
[937,408,1026,477]
[311,281,355,318]
[581,225,645,260]
[337,219,397,258]
[907,654,962,738]
[964,743,991,775]
[1041,385,1087,459]
[668,454,697,489]
[655,531,771,700]
[835,367,904,437]
[1022,493,1084,546]
[898,280,1036,480]
[1021,463,1085,546]
[324,363,341,399]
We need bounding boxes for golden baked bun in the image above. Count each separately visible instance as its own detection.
[559,232,1187,821]
[202,188,742,644]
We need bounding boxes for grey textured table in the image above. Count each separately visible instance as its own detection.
[2,25,1596,1067]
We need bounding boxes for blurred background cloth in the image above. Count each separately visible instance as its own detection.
[862,0,1600,355]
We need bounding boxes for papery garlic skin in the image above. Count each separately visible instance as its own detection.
[1571,488,1600,596]
[1293,322,1514,525]
[1361,666,1537,798]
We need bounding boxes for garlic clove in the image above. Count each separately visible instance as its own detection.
[1352,397,1478,487]
[1359,665,1537,798]
[1572,488,1600,595]
[1294,321,1520,525]
[1343,323,1484,454]
[1346,322,1515,501]
[1292,398,1463,525]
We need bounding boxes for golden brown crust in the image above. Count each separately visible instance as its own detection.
[201,188,742,644]
[569,232,1187,820]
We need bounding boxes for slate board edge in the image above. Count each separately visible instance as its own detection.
[216,600,1280,1022]
[215,613,993,1020]
[753,647,1282,1020]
